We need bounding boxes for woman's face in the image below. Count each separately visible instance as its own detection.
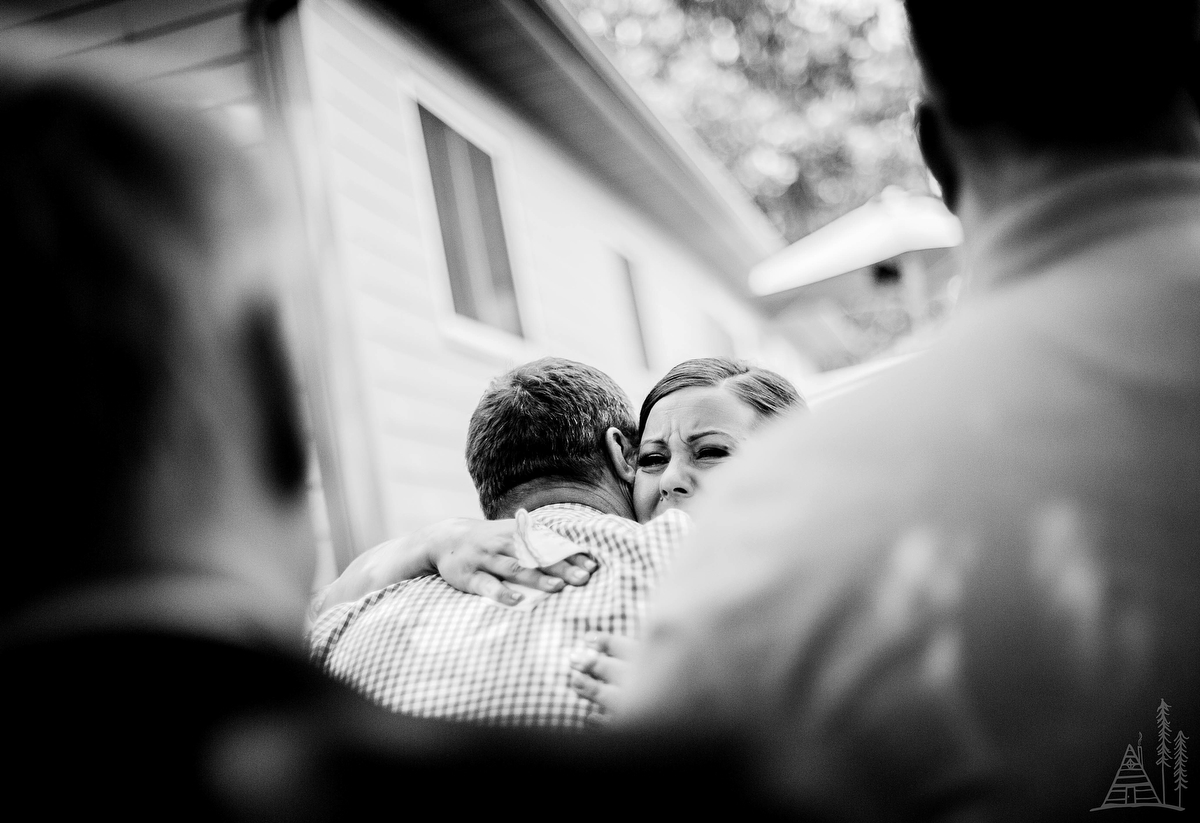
[633,385,759,522]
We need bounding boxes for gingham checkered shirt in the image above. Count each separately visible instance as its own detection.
[308,504,692,728]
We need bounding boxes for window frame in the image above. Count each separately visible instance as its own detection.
[400,74,545,361]
[610,248,653,372]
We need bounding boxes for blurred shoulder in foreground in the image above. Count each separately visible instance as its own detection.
[622,2,1200,820]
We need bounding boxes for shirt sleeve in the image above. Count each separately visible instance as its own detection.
[307,584,399,668]
[307,600,356,667]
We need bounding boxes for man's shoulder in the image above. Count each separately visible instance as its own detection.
[308,576,486,658]
[529,502,616,525]
[528,505,690,573]
[530,503,691,532]
[329,576,485,622]
[530,504,632,542]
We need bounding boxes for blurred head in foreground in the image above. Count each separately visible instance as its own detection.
[905,0,1200,213]
[0,59,313,636]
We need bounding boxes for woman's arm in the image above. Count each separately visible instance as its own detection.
[311,517,596,620]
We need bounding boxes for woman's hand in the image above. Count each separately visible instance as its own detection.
[429,519,597,607]
[311,518,596,618]
[569,632,638,725]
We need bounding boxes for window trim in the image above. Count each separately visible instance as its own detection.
[608,247,653,373]
[399,72,545,362]
[252,1,389,572]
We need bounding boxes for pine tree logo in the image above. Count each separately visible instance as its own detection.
[1092,699,1188,811]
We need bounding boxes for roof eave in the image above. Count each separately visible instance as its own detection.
[367,0,783,292]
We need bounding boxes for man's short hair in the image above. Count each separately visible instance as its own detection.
[904,0,1199,145]
[466,358,637,519]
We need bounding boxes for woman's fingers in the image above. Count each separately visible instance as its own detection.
[572,636,631,686]
[568,670,623,715]
[432,520,518,596]
[478,554,566,592]
[464,571,525,607]
[589,649,629,685]
[434,525,596,605]
[567,553,599,572]
[570,634,639,717]
[463,533,594,590]
[568,668,601,699]
[542,553,596,586]
[592,632,639,662]
[459,551,573,604]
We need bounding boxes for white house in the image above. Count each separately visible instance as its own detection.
[1,0,811,582]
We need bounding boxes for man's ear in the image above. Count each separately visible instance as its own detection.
[603,427,637,484]
[915,101,960,213]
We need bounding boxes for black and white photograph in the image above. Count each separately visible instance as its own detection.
[1,1,1196,819]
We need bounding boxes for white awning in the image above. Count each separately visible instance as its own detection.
[749,188,962,295]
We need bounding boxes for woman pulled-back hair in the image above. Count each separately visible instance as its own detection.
[639,357,803,434]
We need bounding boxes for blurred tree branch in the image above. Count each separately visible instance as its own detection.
[562,0,928,243]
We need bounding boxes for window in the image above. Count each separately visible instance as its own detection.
[617,255,651,369]
[419,105,522,337]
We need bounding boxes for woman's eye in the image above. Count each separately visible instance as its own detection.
[637,453,667,470]
[696,446,731,460]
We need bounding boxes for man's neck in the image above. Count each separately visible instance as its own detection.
[954,104,1200,232]
[498,477,636,520]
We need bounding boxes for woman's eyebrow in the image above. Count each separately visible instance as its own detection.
[685,429,732,443]
[638,437,667,449]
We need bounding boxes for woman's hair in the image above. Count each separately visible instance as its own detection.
[638,357,805,435]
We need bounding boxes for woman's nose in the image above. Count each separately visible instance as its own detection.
[659,458,693,497]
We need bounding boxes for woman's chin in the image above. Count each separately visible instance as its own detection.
[651,499,691,520]
[636,501,674,523]
[635,497,695,523]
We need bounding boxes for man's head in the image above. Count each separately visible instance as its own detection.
[904,1,1200,212]
[3,62,312,627]
[465,358,638,519]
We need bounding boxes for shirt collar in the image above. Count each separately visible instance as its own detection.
[963,158,1200,297]
[529,502,606,518]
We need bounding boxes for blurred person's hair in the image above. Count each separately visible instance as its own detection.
[1,60,306,620]
[466,357,638,519]
[638,358,804,436]
[903,0,1200,147]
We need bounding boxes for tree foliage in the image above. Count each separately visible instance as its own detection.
[1174,730,1188,807]
[561,0,928,242]
[1158,699,1173,803]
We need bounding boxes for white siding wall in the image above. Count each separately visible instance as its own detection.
[295,0,799,554]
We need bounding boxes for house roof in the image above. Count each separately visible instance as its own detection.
[358,0,784,292]
[749,188,961,296]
